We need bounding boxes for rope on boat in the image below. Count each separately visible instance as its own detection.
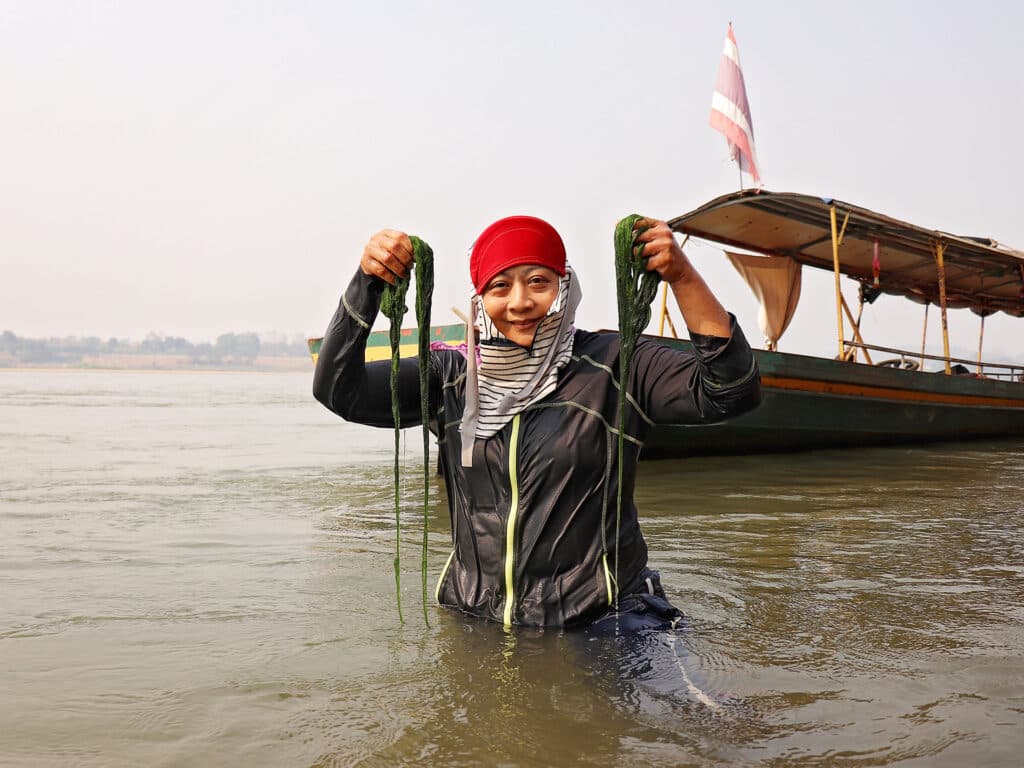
[379,235,434,626]
[612,215,661,608]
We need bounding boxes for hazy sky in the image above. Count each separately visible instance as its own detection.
[2,1,1022,361]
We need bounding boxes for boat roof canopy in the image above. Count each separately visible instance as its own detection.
[668,189,1024,318]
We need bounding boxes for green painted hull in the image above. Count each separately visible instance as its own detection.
[644,339,1024,459]
[307,323,464,364]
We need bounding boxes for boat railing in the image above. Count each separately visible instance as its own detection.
[842,341,1024,382]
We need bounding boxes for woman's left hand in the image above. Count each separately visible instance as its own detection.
[632,218,693,285]
[632,217,732,337]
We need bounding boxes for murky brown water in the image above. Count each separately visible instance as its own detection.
[2,370,1022,767]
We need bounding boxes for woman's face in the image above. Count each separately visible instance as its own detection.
[481,264,560,347]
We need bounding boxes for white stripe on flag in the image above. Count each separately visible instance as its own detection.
[710,91,754,148]
[723,37,739,65]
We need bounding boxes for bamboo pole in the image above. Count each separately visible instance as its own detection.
[830,205,846,360]
[658,282,669,336]
[840,295,874,365]
[664,309,678,339]
[655,279,679,338]
[849,293,865,363]
[934,241,952,375]
[977,314,985,375]
[919,303,929,370]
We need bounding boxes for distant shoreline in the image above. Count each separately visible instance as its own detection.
[0,354,311,373]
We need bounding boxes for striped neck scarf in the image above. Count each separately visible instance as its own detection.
[460,266,582,466]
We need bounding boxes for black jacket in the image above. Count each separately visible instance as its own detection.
[313,269,761,628]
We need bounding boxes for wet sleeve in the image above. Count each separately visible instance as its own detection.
[311,268,433,428]
[630,314,761,425]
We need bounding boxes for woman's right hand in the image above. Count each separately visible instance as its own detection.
[360,229,414,285]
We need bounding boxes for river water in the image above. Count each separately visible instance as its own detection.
[2,369,1023,767]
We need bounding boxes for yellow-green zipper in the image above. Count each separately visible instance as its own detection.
[501,414,522,629]
[435,549,456,603]
[601,552,615,606]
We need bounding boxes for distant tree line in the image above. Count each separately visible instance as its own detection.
[0,330,309,366]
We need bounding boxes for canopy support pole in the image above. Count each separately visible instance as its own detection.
[840,295,874,364]
[829,206,850,360]
[919,303,929,369]
[658,282,668,336]
[933,240,952,375]
[656,282,679,339]
[977,314,986,375]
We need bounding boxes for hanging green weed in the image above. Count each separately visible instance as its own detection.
[379,235,434,626]
[612,215,661,607]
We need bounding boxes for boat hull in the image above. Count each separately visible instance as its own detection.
[308,323,464,365]
[644,340,1024,459]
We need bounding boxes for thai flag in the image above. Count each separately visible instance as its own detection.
[709,23,761,186]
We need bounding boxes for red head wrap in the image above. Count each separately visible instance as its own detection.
[469,215,566,294]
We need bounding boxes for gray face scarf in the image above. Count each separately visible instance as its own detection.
[460,266,582,467]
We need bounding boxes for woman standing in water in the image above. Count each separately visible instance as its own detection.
[313,215,760,631]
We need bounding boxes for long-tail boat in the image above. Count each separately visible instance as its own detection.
[643,189,1024,458]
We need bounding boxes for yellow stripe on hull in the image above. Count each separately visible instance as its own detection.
[364,344,423,363]
[309,343,432,365]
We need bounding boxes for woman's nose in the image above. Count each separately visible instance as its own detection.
[508,282,534,311]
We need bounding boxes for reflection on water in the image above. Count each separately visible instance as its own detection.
[1,370,1023,766]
